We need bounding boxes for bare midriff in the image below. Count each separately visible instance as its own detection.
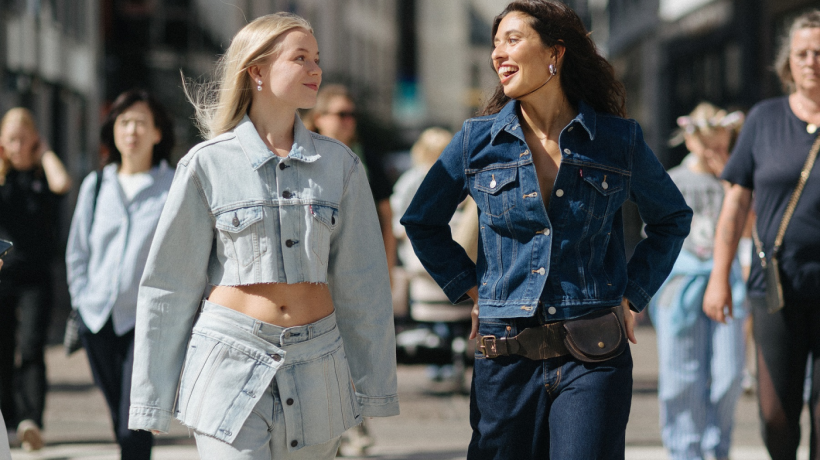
[208,283,334,327]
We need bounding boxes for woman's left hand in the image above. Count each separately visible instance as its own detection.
[621,297,637,344]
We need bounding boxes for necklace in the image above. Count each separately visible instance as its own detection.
[793,95,820,133]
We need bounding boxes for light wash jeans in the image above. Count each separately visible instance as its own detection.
[653,303,745,460]
[183,301,358,459]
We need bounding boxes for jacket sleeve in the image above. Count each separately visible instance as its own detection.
[328,159,399,418]
[624,123,693,311]
[65,172,98,310]
[400,127,475,304]
[128,161,214,433]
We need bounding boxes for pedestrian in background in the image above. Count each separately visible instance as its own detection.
[128,13,398,460]
[402,1,692,458]
[651,102,746,460]
[704,10,820,460]
[0,107,72,451]
[65,89,175,460]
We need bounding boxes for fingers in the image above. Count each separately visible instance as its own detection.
[622,301,637,344]
[468,303,479,340]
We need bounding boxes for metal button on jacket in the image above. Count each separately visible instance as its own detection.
[278,162,287,170]
[271,354,282,362]
[291,440,298,448]
[286,398,294,405]
[285,239,295,248]
[548,307,557,315]
[555,189,564,197]
[282,190,292,199]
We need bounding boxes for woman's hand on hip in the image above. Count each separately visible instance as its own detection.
[466,286,479,340]
[621,297,637,344]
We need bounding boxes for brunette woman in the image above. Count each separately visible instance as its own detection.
[66,89,175,460]
[402,2,692,458]
[127,13,398,460]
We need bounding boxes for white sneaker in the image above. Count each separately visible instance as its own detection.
[17,420,43,451]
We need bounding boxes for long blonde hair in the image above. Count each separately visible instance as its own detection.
[185,13,313,139]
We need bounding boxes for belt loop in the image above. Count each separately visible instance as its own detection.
[252,322,262,336]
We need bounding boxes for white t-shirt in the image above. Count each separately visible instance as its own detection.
[118,171,152,202]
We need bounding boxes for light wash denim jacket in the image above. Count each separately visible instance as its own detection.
[129,115,398,436]
[66,162,174,335]
[402,100,692,320]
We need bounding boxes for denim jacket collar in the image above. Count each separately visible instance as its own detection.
[235,114,320,171]
[490,99,598,143]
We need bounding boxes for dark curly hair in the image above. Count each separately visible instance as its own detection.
[100,89,174,166]
[481,0,626,118]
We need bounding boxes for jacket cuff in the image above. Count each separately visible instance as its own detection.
[442,268,477,305]
[623,280,652,313]
[357,393,400,417]
[128,405,172,433]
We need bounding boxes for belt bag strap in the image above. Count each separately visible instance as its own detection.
[477,306,626,363]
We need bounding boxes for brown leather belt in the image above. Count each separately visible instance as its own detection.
[477,321,569,360]
[475,306,625,362]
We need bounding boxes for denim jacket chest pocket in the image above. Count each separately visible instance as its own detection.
[575,166,627,220]
[215,206,268,268]
[472,166,518,223]
[308,204,339,266]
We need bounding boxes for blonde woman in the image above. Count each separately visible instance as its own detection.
[127,13,399,460]
[650,102,746,460]
[0,108,71,451]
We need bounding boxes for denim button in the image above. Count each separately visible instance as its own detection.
[282,190,292,199]
[279,162,287,170]
[555,189,564,197]
[542,228,550,236]
[602,181,609,190]
[283,331,290,338]
[232,213,240,227]
[536,267,546,275]
[548,307,557,315]
[286,398,294,405]
[563,148,571,154]
[285,239,295,248]
[271,354,282,362]
[291,440,298,447]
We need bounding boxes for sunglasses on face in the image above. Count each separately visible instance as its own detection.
[325,111,356,120]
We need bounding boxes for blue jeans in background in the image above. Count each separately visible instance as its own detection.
[467,316,633,460]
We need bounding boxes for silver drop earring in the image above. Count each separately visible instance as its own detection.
[257,80,263,92]
[548,63,557,76]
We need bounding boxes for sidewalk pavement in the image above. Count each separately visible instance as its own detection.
[8,326,810,459]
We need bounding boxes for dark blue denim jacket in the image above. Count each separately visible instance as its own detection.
[401,100,692,321]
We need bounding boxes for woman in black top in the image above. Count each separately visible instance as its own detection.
[704,10,820,460]
[0,107,72,451]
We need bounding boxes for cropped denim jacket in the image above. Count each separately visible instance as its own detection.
[129,115,398,437]
[401,100,692,321]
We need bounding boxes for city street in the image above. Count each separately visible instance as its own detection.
[8,325,810,460]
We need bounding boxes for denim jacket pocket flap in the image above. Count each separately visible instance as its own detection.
[175,330,280,444]
[309,204,339,230]
[582,169,624,196]
[215,206,264,233]
[474,167,517,194]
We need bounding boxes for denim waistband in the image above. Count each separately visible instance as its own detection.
[200,299,337,347]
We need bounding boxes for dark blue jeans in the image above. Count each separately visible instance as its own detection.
[78,315,152,460]
[468,316,633,460]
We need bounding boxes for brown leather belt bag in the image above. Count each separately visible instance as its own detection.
[476,306,627,363]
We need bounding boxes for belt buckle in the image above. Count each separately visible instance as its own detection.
[478,335,498,358]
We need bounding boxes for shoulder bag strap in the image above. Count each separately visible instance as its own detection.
[752,134,820,264]
[89,170,103,230]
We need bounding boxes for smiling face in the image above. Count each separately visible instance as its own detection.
[254,28,322,112]
[491,12,556,100]
[0,120,38,171]
[113,101,161,168]
[790,27,820,95]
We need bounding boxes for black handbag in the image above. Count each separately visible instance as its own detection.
[752,135,820,314]
[64,170,103,356]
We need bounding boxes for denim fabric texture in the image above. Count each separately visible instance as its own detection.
[175,301,360,451]
[129,115,398,437]
[66,162,174,335]
[401,100,692,320]
[468,316,633,459]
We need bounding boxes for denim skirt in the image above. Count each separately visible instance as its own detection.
[175,300,362,452]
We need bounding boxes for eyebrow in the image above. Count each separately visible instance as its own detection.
[293,47,318,55]
[494,29,523,43]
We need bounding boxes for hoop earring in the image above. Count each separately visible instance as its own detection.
[548,64,557,76]
[257,80,263,92]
